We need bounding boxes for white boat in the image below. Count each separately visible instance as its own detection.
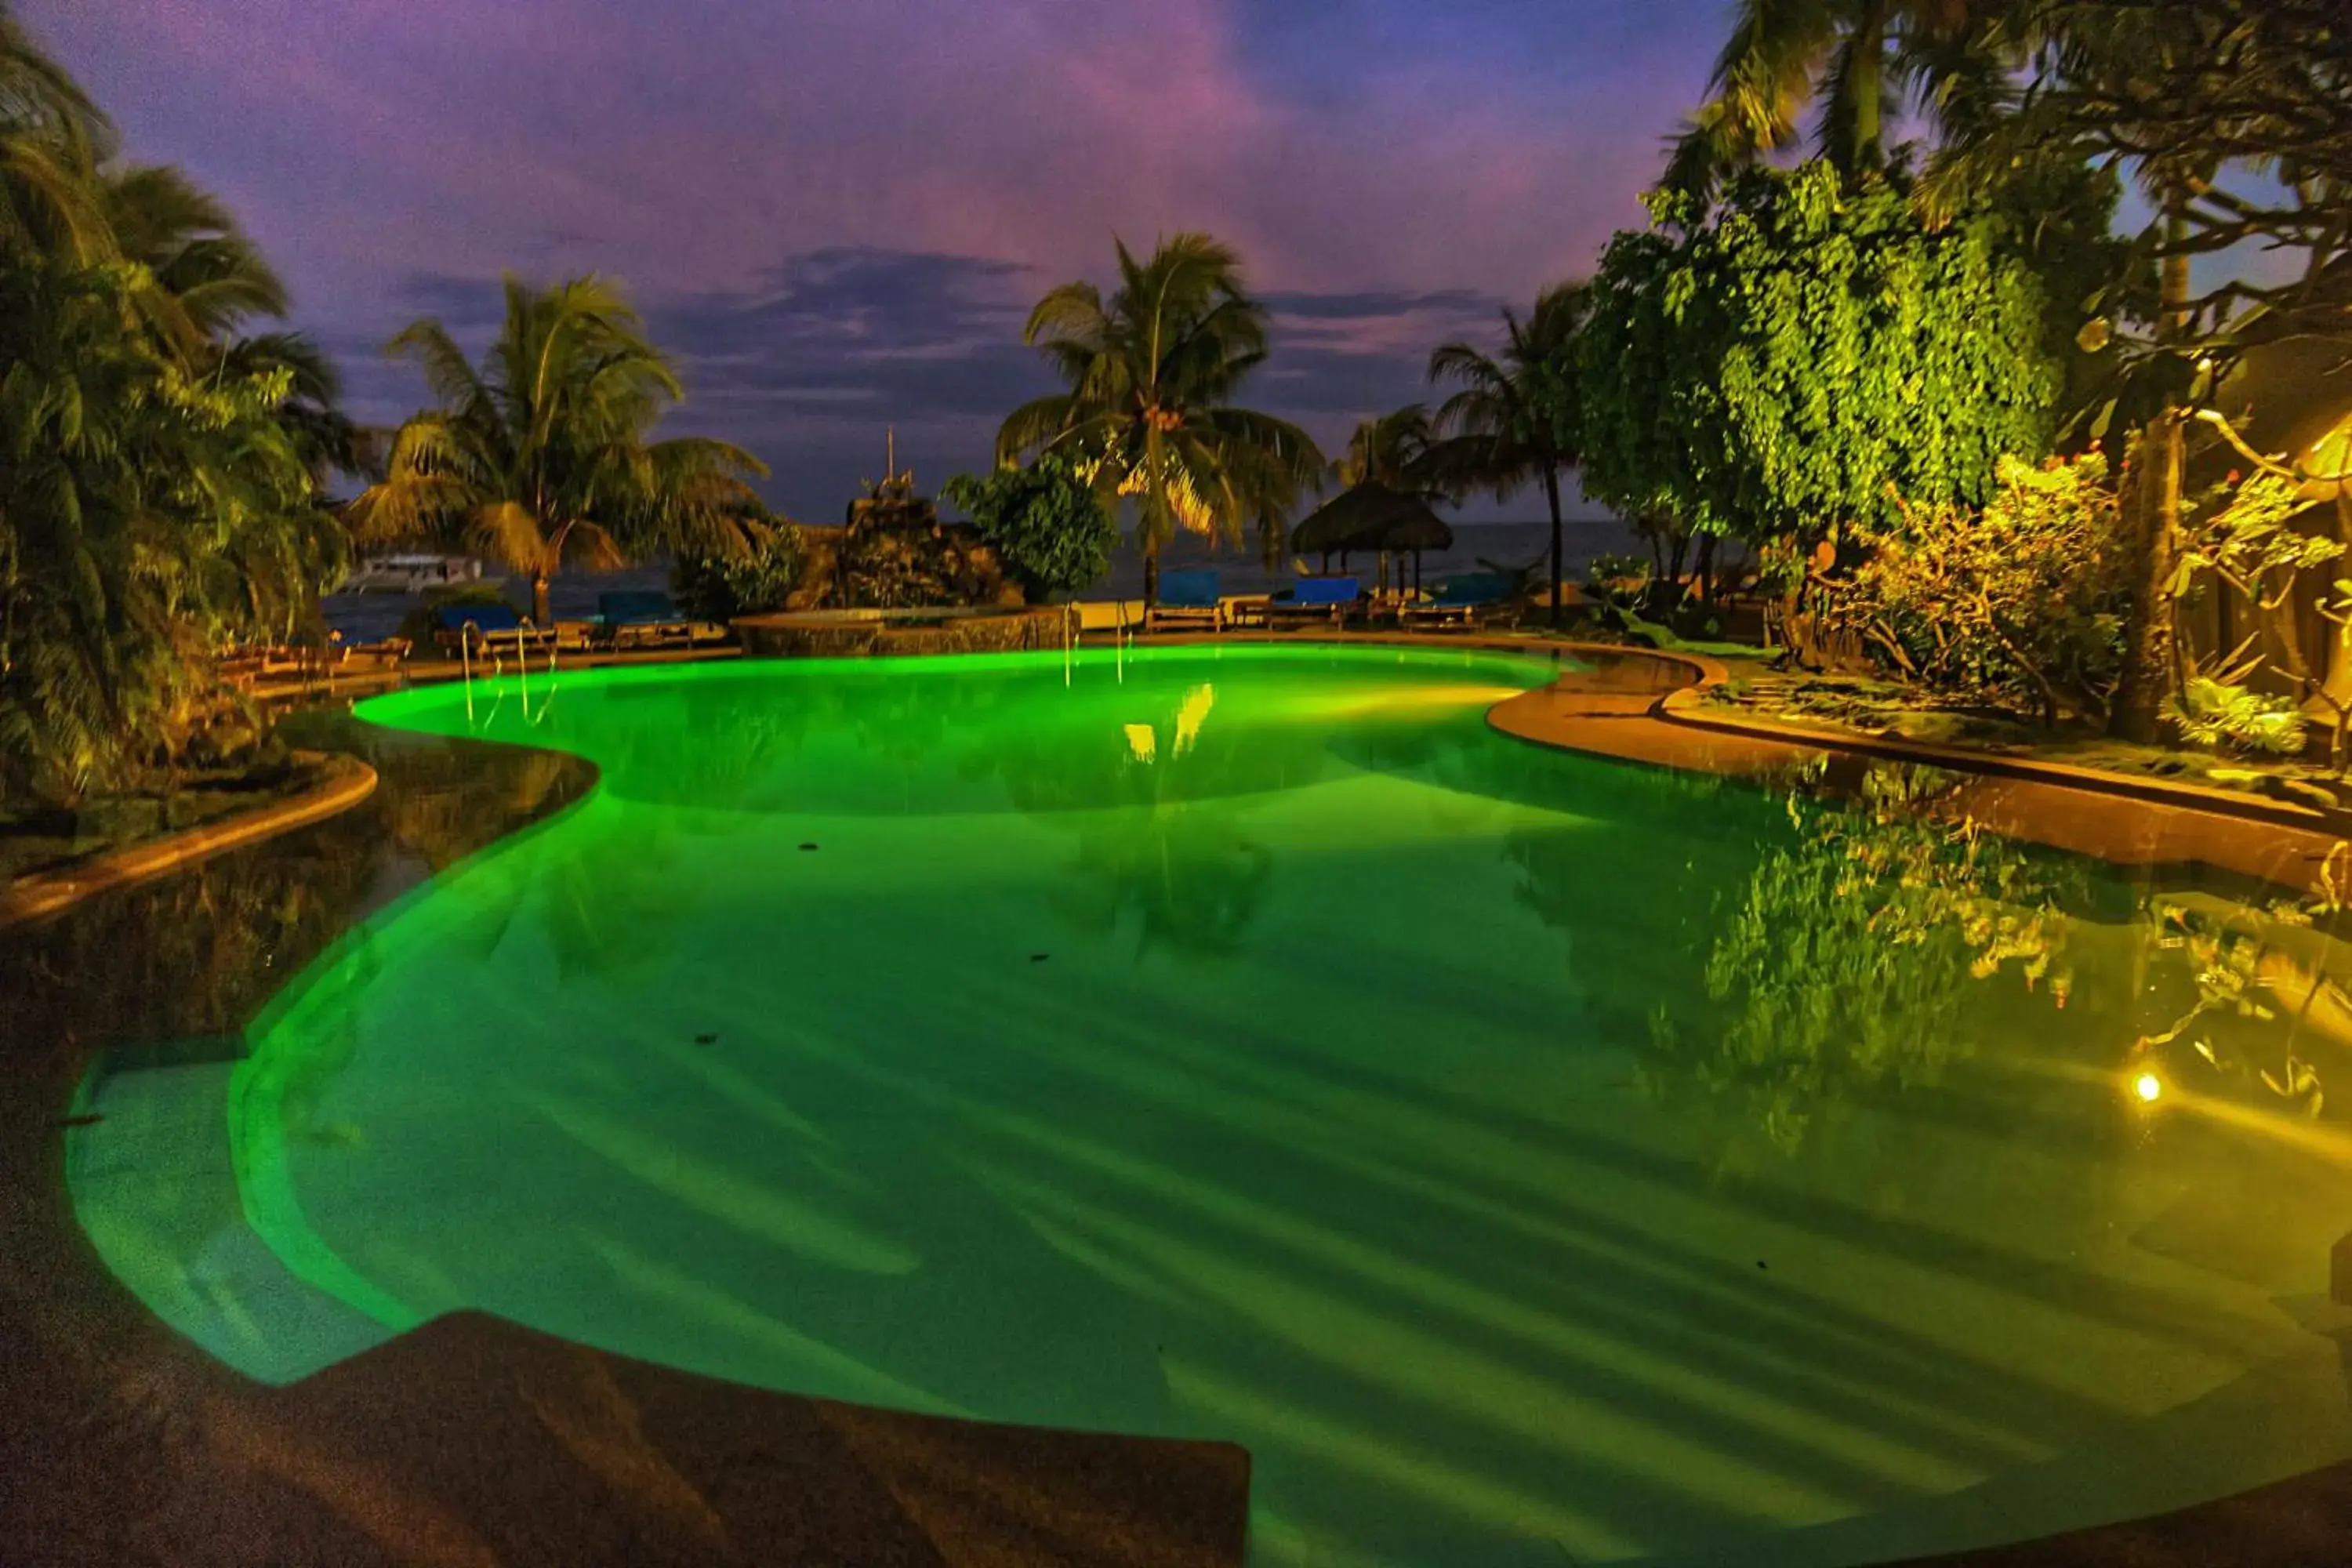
[339,554,487,594]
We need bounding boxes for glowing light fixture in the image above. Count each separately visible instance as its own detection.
[2134,1073,2163,1105]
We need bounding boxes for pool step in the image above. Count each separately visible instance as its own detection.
[64,1050,394,1385]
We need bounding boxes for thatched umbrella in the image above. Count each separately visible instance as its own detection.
[1289,482,1454,590]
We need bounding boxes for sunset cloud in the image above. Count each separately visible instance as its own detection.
[27,0,1725,514]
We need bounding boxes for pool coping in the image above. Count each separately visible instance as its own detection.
[1180,627,2347,843]
[1651,657,2350,836]
[0,750,380,935]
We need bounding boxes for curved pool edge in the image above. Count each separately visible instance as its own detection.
[222,749,617,1361]
[19,637,2352,1568]
[8,704,1257,1568]
[1472,639,2348,897]
[0,750,379,935]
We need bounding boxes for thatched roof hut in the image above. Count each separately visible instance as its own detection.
[1290,483,1455,574]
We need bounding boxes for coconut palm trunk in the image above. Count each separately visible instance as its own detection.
[1541,463,1566,630]
[1842,2,1888,169]
[2113,200,2194,742]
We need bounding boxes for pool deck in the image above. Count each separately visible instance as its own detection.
[7,631,2352,1566]
[1480,644,2347,895]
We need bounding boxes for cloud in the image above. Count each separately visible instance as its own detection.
[650,255,1525,510]
[29,0,1690,314]
[24,0,1732,521]
[332,249,1532,517]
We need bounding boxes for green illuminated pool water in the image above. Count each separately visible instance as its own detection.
[68,644,2352,1566]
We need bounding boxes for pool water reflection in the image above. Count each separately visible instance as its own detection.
[62,644,2352,1567]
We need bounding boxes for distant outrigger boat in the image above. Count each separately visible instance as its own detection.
[339,553,487,593]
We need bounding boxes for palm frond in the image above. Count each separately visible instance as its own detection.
[388,318,492,413]
[470,499,552,577]
[1023,281,1107,347]
[996,394,1081,463]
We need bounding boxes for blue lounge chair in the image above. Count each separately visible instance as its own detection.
[1146,569,1225,633]
[1269,574,1360,628]
[1399,571,1517,629]
[433,601,553,655]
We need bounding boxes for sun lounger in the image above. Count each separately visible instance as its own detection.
[1145,570,1224,633]
[1268,575,1361,629]
[434,602,554,656]
[327,635,413,677]
[595,590,728,650]
[1398,572,1517,629]
[217,648,271,691]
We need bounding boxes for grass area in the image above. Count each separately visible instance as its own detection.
[0,753,330,885]
[1701,668,2351,811]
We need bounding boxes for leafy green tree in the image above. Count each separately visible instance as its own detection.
[0,262,328,800]
[96,162,363,485]
[940,452,1117,603]
[1577,161,2060,596]
[2163,468,2348,765]
[995,234,1323,604]
[350,274,767,625]
[1424,282,1589,629]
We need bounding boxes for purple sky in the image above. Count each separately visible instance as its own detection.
[32,0,1730,521]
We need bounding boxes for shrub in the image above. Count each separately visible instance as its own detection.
[2169,677,2308,757]
[940,454,1116,603]
[1824,454,2130,726]
[672,520,803,621]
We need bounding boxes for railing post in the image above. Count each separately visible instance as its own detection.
[460,619,477,726]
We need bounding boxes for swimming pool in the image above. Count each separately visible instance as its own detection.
[68,644,2352,1566]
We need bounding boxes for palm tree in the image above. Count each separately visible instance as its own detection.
[220,331,366,482]
[0,260,325,799]
[1662,0,1991,199]
[0,15,343,800]
[96,164,361,485]
[0,3,113,263]
[996,233,1323,604]
[1334,405,1439,492]
[1425,282,1591,630]
[350,274,767,625]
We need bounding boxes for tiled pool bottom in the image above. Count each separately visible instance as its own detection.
[62,645,2352,1566]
